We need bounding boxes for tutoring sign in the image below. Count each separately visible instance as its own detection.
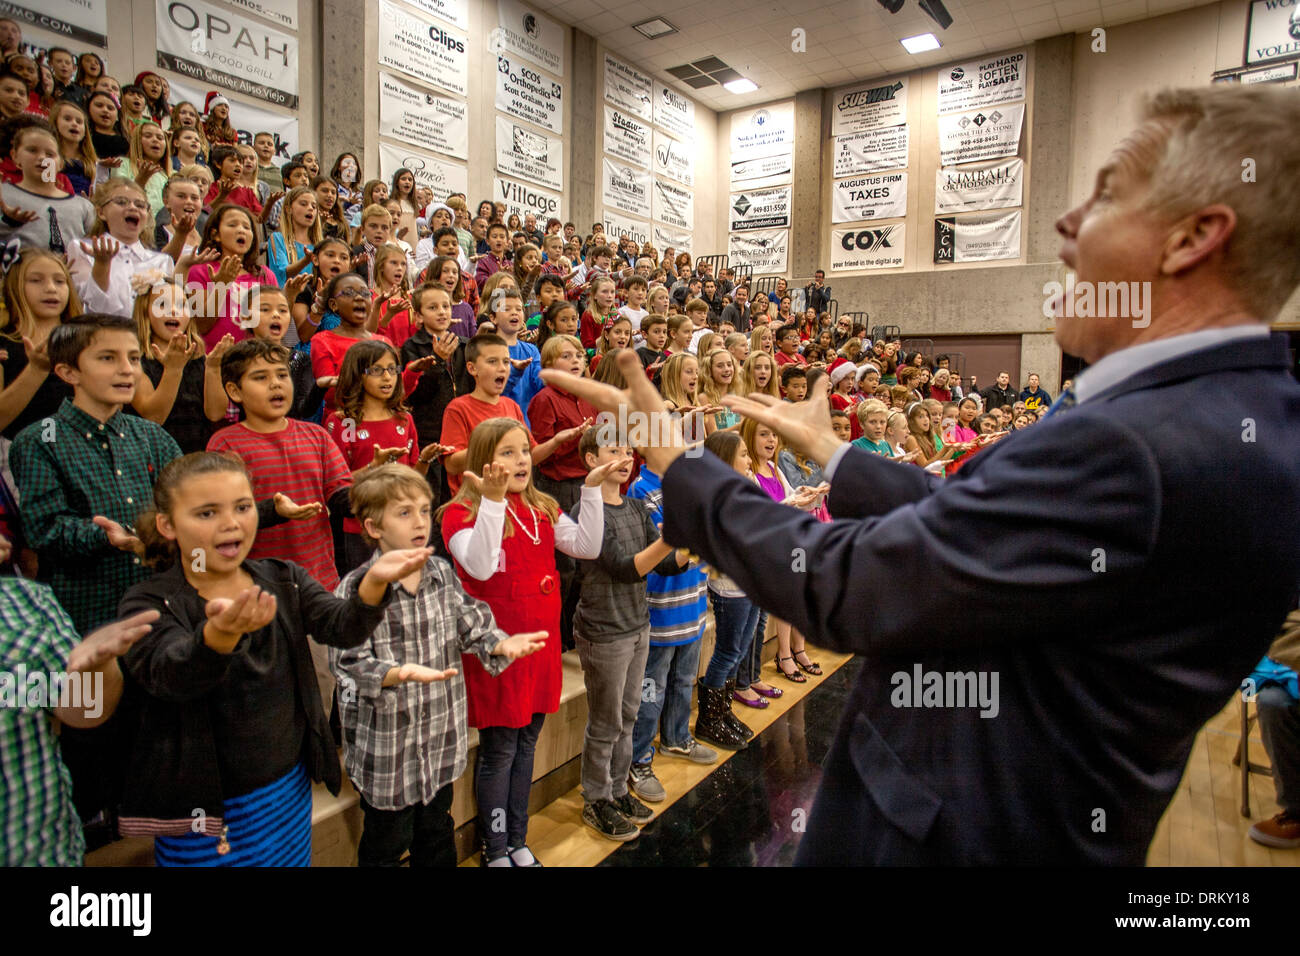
[602,209,650,247]
[937,50,1027,114]
[379,71,468,160]
[933,210,1021,263]
[495,115,563,190]
[831,172,907,224]
[155,0,299,108]
[831,78,908,134]
[378,0,469,98]
[729,185,791,231]
[937,103,1023,166]
[831,224,906,272]
[934,157,1023,214]
[496,55,563,135]
[833,125,909,177]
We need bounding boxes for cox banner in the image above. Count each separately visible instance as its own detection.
[831,224,906,271]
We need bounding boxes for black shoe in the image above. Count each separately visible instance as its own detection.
[723,678,756,742]
[613,792,654,824]
[694,681,748,751]
[582,799,639,842]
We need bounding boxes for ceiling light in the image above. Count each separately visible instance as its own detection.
[633,17,677,39]
[724,78,758,94]
[901,33,941,53]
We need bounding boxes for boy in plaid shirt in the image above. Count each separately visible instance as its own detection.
[331,464,547,867]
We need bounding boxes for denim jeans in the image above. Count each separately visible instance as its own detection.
[733,610,768,689]
[475,712,546,858]
[704,591,759,688]
[358,783,455,867]
[1256,684,1300,813]
[576,628,650,803]
[633,638,704,763]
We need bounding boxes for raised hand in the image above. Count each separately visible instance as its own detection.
[205,587,278,639]
[92,515,143,556]
[404,354,438,375]
[205,333,234,371]
[214,254,242,284]
[370,445,409,466]
[394,662,458,683]
[0,199,38,224]
[23,335,50,373]
[177,247,221,274]
[151,333,196,370]
[273,492,324,521]
[135,160,162,185]
[365,546,435,583]
[432,331,459,361]
[80,235,121,265]
[67,609,161,674]
[172,209,198,238]
[315,375,339,389]
[351,252,371,275]
[215,177,239,196]
[722,373,841,468]
[585,455,630,487]
[493,630,548,661]
[509,356,533,371]
[284,271,312,302]
[461,461,511,501]
[554,417,593,446]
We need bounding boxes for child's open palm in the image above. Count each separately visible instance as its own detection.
[493,630,548,661]
[273,492,323,521]
[554,417,593,446]
[206,587,278,637]
[151,333,197,370]
[80,235,121,265]
[585,456,629,487]
[394,662,459,683]
[509,356,533,371]
[462,461,511,501]
[92,515,143,556]
[214,254,243,284]
[366,546,435,583]
[68,609,160,673]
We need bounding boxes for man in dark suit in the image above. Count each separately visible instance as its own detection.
[540,85,1300,864]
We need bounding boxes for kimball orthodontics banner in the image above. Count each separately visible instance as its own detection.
[728,229,789,273]
[833,125,909,177]
[831,172,907,224]
[168,76,299,159]
[379,71,469,160]
[831,224,906,272]
[603,105,651,168]
[934,210,1021,263]
[936,50,1027,114]
[1,0,108,47]
[378,0,469,98]
[496,55,563,135]
[379,141,468,197]
[155,0,299,108]
[729,185,792,231]
[937,103,1024,166]
[496,116,563,190]
[934,157,1023,214]
[831,77,908,134]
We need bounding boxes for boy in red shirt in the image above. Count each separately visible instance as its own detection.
[205,145,264,216]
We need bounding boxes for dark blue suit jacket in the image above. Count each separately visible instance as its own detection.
[661,333,1300,864]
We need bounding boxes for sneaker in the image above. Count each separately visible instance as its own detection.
[628,761,667,802]
[583,799,638,842]
[660,737,719,764]
[613,792,654,823]
[507,845,544,866]
[1249,810,1300,849]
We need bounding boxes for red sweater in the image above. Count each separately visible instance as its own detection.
[323,410,419,532]
[528,385,597,481]
[206,182,263,215]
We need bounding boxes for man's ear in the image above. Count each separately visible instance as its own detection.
[1160,203,1236,277]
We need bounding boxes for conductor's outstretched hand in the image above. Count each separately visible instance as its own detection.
[722,374,844,468]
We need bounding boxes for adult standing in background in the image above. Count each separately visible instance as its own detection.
[721,284,752,334]
[804,269,831,316]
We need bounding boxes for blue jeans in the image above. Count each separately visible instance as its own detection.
[475,712,546,858]
[733,610,768,688]
[704,591,760,689]
[1257,684,1300,813]
[633,638,704,763]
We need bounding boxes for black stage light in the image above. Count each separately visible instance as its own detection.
[919,0,954,30]
[877,0,905,13]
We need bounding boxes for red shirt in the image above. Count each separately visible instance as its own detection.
[474,251,510,287]
[375,306,416,348]
[775,350,807,367]
[309,330,419,409]
[439,392,534,494]
[205,182,263,215]
[188,263,277,351]
[528,386,597,482]
[207,419,351,588]
[323,410,419,532]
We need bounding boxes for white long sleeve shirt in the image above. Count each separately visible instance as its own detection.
[448,485,604,581]
[67,238,174,318]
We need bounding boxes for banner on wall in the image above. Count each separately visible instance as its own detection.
[602,158,651,218]
[934,210,1021,263]
[729,154,791,187]
[604,53,652,120]
[831,224,906,272]
[2,0,108,46]
[379,141,468,198]
[496,55,563,134]
[378,0,469,98]
[405,0,469,31]
[830,78,908,134]
[223,0,297,30]
[602,209,650,247]
[832,125,909,177]
[493,175,563,222]
[831,172,907,224]
[603,105,651,168]
[378,72,468,160]
[934,157,1023,214]
[937,103,1023,166]
[155,0,299,107]
[730,102,794,160]
[652,131,694,187]
[653,81,695,140]
[728,230,788,273]
[168,76,299,160]
[495,0,565,76]
[937,50,1027,114]
[1245,0,1300,65]
[729,185,791,231]
[652,179,693,231]
[653,223,691,254]
[495,115,563,190]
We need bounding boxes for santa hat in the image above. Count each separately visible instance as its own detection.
[829,357,857,386]
[134,71,160,89]
[855,361,880,383]
[204,92,229,116]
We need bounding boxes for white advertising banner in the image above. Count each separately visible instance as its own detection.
[406,0,469,31]
[378,0,469,98]
[937,50,1027,114]
[652,179,693,232]
[937,103,1024,166]
[496,54,563,134]
[495,0,565,76]
[602,209,651,247]
[728,230,788,273]
[653,81,695,140]
[830,78,908,134]
[493,175,563,222]
[831,172,907,224]
[934,157,1023,214]
[653,223,691,255]
[168,76,299,160]
[602,157,651,218]
[729,153,791,187]
[496,115,563,190]
[223,0,297,29]
[379,72,468,159]
[652,131,694,187]
[603,105,652,168]
[155,0,299,107]
[933,210,1021,263]
[832,125,909,177]
[3,0,108,46]
[379,141,468,199]
[1246,0,1300,64]
[831,224,906,272]
[729,185,792,231]
[604,53,652,120]
[730,102,795,160]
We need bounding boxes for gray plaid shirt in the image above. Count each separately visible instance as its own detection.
[332,553,510,810]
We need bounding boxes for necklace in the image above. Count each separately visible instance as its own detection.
[504,500,541,545]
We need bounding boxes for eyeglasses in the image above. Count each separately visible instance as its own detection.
[332,288,368,299]
[106,197,150,211]
[365,365,399,377]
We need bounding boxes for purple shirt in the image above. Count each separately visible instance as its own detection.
[450,301,476,339]
[755,470,785,503]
